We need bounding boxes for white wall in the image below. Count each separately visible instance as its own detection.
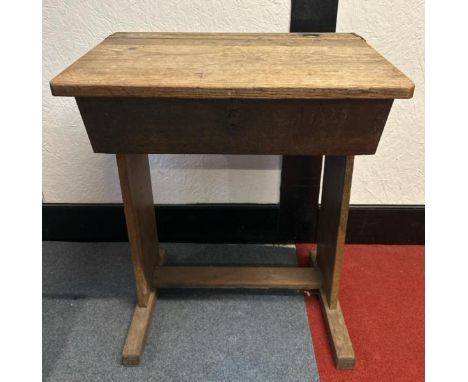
[42,0,424,205]
[337,0,425,204]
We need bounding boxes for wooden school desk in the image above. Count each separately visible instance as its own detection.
[50,32,414,369]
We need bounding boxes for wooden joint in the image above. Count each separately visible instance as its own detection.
[310,250,356,369]
[122,290,157,366]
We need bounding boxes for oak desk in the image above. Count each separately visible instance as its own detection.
[50,32,414,368]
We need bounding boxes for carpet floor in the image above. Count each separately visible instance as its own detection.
[296,244,425,382]
[43,242,319,382]
[43,242,424,381]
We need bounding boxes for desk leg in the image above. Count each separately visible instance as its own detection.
[116,154,163,365]
[279,155,322,241]
[315,155,355,368]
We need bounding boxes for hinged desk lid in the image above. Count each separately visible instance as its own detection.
[50,32,414,99]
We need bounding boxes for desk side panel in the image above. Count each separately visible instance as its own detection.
[76,98,393,155]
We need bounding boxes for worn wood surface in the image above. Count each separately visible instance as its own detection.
[77,98,393,155]
[153,266,322,290]
[116,154,160,307]
[49,28,410,372]
[50,32,414,99]
[316,156,354,309]
[318,289,356,368]
[310,250,355,368]
[121,290,157,366]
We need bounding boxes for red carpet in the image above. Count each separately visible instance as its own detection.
[296,244,424,382]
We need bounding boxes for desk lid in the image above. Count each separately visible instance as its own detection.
[50,33,414,99]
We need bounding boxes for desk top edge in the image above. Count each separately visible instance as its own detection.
[106,32,364,40]
[50,32,415,100]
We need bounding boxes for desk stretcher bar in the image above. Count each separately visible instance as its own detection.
[50,32,414,370]
[153,266,322,290]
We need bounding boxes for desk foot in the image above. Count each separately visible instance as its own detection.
[318,289,355,368]
[122,249,166,366]
[122,290,157,366]
[310,251,355,369]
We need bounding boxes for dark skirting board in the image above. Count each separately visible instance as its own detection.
[42,203,424,245]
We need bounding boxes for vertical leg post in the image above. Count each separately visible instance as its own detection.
[116,154,161,365]
[279,155,322,242]
[316,155,355,368]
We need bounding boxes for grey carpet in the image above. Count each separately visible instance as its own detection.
[43,242,319,382]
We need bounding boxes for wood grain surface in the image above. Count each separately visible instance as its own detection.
[77,98,393,155]
[318,288,356,368]
[316,156,354,309]
[121,290,157,366]
[116,154,160,307]
[153,266,322,290]
[310,250,355,368]
[51,32,414,99]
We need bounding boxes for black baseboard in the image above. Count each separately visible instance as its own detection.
[42,203,424,245]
